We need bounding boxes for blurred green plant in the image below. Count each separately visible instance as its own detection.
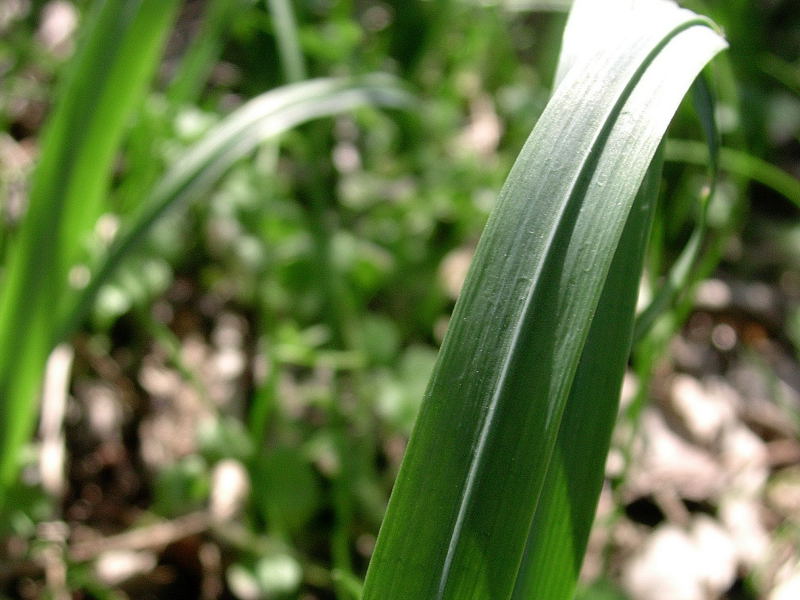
[0,0,410,509]
[0,0,182,497]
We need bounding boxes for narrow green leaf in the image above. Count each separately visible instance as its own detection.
[267,0,307,83]
[514,10,723,597]
[363,3,726,598]
[513,9,666,597]
[665,139,800,208]
[511,144,663,600]
[0,0,179,493]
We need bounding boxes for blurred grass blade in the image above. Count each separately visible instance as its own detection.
[166,0,239,107]
[0,0,179,492]
[267,0,307,83]
[118,0,240,215]
[665,139,800,208]
[362,2,726,598]
[59,75,412,340]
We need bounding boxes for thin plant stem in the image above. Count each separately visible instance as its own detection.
[268,0,307,84]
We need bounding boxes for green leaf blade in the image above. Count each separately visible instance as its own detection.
[0,0,180,492]
[511,144,664,600]
[363,4,726,599]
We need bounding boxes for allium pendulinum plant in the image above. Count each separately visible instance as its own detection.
[362,1,727,599]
